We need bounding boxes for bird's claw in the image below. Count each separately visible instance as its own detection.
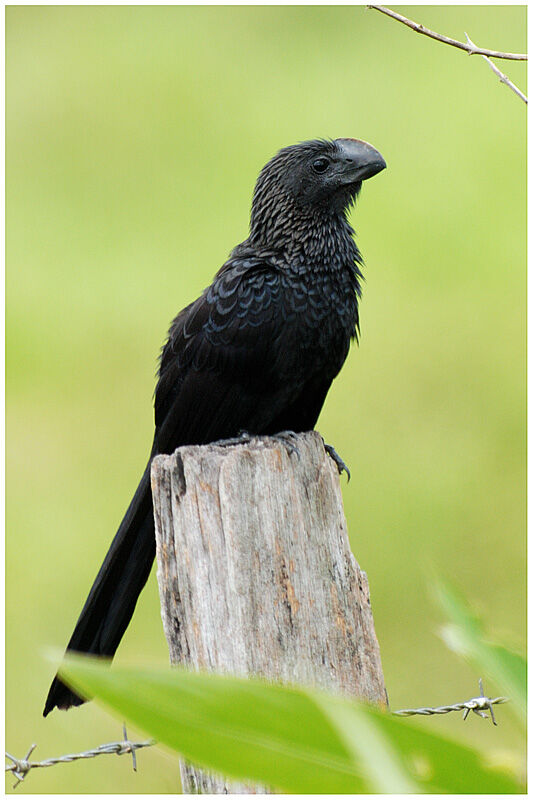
[271,431,301,460]
[324,443,351,481]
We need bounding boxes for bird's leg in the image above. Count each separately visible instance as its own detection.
[323,441,351,481]
[212,430,254,448]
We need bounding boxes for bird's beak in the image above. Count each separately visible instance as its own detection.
[335,138,387,184]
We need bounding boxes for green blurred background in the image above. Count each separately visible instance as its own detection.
[6,5,526,793]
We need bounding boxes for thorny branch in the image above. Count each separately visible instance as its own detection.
[367,5,527,60]
[464,33,528,105]
[367,5,527,104]
[5,682,508,788]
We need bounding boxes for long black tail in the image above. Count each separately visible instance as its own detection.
[43,462,155,716]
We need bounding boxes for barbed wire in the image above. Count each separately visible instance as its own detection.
[5,681,508,788]
[393,679,508,725]
[5,725,154,789]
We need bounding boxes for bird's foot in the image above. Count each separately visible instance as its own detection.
[213,430,254,448]
[270,430,301,461]
[323,442,351,481]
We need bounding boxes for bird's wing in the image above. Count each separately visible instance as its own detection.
[153,259,299,451]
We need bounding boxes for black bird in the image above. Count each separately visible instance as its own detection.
[44,138,386,715]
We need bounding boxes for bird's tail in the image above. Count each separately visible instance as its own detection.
[43,462,156,716]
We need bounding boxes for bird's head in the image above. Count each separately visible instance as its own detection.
[249,139,386,252]
[252,138,386,218]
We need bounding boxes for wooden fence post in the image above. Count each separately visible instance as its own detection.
[151,431,386,793]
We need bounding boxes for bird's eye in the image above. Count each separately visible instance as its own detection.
[312,157,329,174]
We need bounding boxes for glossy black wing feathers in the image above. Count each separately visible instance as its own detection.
[154,257,290,450]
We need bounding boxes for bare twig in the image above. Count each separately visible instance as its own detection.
[367,5,527,61]
[393,679,508,726]
[465,32,528,104]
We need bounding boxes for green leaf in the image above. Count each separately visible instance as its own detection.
[315,695,419,793]
[58,654,523,793]
[435,579,526,726]
[59,655,369,793]
[318,696,524,794]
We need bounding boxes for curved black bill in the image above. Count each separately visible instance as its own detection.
[335,138,387,183]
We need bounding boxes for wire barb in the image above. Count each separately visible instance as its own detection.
[121,723,138,771]
[5,744,37,789]
[393,678,508,725]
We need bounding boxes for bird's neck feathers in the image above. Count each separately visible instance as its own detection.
[248,184,362,275]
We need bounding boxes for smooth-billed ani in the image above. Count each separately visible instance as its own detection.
[44,137,386,715]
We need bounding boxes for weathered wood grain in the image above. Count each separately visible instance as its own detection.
[152,431,386,793]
